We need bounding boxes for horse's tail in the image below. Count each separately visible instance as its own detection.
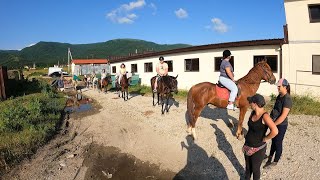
[187,87,195,125]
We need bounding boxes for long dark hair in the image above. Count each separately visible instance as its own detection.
[285,84,291,95]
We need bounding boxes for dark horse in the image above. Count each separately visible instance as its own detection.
[151,75,178,114]
[98,76,111,93]
[186,61,276,140]
[117,74,129,101]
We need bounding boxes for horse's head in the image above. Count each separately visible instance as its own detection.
[169,76,178,94]
[256,61,276,84]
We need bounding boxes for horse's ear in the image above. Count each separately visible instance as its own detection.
[175,75,178,79]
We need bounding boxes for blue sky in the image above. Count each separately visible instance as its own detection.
[0,0,286,50]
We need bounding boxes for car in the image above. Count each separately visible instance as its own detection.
[49,71,69,78]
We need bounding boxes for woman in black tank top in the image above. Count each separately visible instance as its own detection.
[244,94,278,180]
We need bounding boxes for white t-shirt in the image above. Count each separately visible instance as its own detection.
[157,62,168,75]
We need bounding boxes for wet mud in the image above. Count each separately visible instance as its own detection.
[83,144,176,180]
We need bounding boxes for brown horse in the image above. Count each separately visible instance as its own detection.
[98,76,111,93]
[186,61,276,140]
[151,75,178,114]
[119,74,129,101]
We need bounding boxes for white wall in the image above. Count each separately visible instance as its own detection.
[111,45,281,96]
[283,0,320,97]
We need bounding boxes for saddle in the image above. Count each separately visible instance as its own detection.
[215,81,241,101]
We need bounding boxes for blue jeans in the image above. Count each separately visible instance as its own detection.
[219,76,238,102]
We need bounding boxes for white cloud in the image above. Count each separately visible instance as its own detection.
[210,18,229,33]
[106,0,146,24]
[175,8,188,19]
[149,3,157,15]
[121,0,146,11]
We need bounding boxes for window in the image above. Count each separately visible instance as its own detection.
[112,66,116,73]
[164,60,173,72]
[144,62,153,72]
[214,56,234,72]
[312,55,320,74]
[309,4,320,23]
[253,55,277,72]
[131,64,137,73]
[185,58,199,72]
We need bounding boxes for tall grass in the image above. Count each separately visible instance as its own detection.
[0,78,66,174]
[266,94,320,116]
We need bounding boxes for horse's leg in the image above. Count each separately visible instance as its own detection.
[157,93,160,106]
[190,107,202,140]
[236,107,248,140]
[161,94,165,114]
[152,92,155,106]
[166,94,169,113]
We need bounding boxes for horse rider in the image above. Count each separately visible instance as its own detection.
[100,69,107,89]
[153,56,168,92]
[117,63,127,84]
[219,49,238,110]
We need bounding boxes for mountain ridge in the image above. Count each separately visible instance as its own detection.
[0,39,192,68]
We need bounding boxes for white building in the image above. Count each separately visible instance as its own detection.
[110,0,320,97]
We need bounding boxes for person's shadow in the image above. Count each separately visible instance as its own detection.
[211,124,245,178]
[173,136,228,180]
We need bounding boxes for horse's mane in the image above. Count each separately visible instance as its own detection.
[237,61,267,84]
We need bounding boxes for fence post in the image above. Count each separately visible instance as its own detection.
[0,66,8,100]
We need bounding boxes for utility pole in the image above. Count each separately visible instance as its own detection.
[68,48,73,73]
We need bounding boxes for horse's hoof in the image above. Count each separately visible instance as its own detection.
[237,134,244,141]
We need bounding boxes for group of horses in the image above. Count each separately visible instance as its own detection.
[94,74,130,101]
[94,61,276,141]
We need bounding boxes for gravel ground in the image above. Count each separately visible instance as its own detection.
[4,88,320,180]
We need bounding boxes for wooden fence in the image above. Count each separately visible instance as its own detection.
[0,66,8,100]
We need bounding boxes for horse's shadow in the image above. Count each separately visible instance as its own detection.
[199,106,248,136]
[173,136,228,180]
[154,94,179,112]
[128,89,144,100]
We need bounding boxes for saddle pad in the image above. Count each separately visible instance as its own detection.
[215,85,230,100]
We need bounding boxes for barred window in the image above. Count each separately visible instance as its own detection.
[185,58,199,72]
[144,62,153,72]
[253,55,277,72]
[131,64,137,73]
[214,56,234,72]
[164,60,173,72]
[312,55,320,74]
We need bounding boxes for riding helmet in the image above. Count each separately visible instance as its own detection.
[159,56,164,61]
[223,50,232,58]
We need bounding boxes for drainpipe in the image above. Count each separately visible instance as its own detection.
[279,44,283,79]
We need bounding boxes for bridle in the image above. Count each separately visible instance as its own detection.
[258,63,272,83]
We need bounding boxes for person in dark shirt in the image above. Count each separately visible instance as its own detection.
[264,78,292,168]
[244,94,278,180]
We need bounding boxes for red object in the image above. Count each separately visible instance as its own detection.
[71,59,109,64]
[215,85,230,100]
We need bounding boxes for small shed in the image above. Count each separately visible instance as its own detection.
[71,59,110,76]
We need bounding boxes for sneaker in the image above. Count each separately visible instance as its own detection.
[226,104,234,110]
[153,89,157,93]
[263,161,277,169]
[233,105,238,110]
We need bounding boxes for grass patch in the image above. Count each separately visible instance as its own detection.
[0,78,66,174]
[266,94,320,116]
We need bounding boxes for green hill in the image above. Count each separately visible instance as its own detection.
[0,39,191,69]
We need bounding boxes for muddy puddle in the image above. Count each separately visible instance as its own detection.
[83,144,176,180]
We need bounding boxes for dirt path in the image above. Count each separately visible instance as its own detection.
[4,89,320,180]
